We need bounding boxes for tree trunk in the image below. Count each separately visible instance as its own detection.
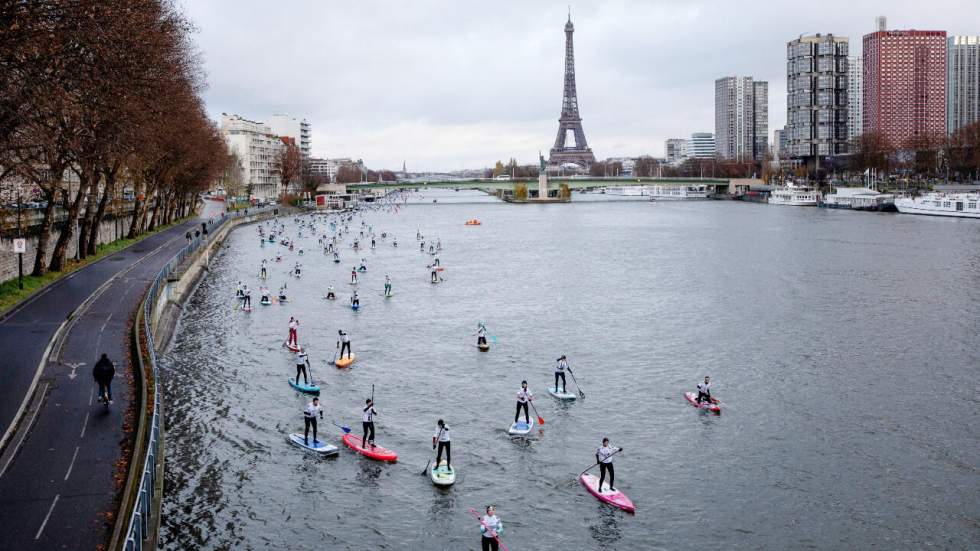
[49,175,89,272]
[147,190,160,231]
[77,171,98,260]
[86,167,116,256]
[31,193,58,276]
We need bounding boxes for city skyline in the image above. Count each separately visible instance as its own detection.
[184,1,979,170]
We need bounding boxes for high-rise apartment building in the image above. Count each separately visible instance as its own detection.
[664,138,687,165]
[715,76,768,161]
[847,56,863,140]
[786,34,850,163]
[863,20,946,147]
[266,114,312,159]
[686,132,716,158]
[220,113,284,200]
[947,36,980,134]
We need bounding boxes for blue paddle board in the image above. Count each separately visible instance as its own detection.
[288,378,319,394]
[288,433,338,457]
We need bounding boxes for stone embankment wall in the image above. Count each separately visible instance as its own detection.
[0,209,135,283]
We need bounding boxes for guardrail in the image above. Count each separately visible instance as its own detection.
[119,207,271,550]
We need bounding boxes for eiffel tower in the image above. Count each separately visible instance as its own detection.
[549,12,595,170]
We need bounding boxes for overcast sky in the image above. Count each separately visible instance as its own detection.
[182,0,977,171]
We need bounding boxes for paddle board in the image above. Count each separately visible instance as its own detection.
[684,392,721,414]
[323,295,336,300]
[335,354,356,368]
[429,459,455,487]
[242,306,252,312]
[547,386,577,400]
[508,419,534,436]
[288,433,338,457]
[333,259,341,263]
[383,292,394,298]
[288,378,320,394]
[351,303,360,311]
[349,281,358,285]
[342,434,398,462]
[478,343,490,351]
[260,299,272,306]
[284,341,301,352]
[358,267,367,272]
[579,473,635,513]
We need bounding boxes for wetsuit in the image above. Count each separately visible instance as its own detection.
[696,381,711,404]
[433,424,451,468]
[596,445,620,492]
[362,405,377,446]
[480,515,503,551]
[295,351,308,384]
[514,388,532,423]
[384,278,392,295]
[554,358,568,392]
[304,401,322,444]
[339,332,351,358]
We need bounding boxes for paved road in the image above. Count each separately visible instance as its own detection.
[0,213,212,550]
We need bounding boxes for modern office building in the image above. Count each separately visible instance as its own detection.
[664,138,687,165]
[686,132,716,158]
[266,114,312,159]
[773,128,784,158]
[947,36,980,134]
[863,18,946,147]
[715,76,768,161]
[785,34,850,165]
[220,113,284,200]
[847,56,863,140]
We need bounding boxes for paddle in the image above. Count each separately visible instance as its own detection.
[528,397,545,425]
[578,448,623,477]
[332,421,351,433]
[306,359,314,387]
[421,425,445,475]
[566,365,586,398]
[468,508,508,551]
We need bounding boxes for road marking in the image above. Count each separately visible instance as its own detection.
[34,494,59,540]
[64,446,79,480]
[99,312,113,334]
[87,386,93,406]
[79,412,89,439]
[0,381,49,479]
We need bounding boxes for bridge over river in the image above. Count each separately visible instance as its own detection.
[346,177,744,193]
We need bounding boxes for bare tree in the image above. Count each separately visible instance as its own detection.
[274,139,303,197]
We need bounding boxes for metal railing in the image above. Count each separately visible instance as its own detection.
[120,207,271,550]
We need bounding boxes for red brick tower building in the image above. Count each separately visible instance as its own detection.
[863,28,947,148]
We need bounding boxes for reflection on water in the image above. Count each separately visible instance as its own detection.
[161,190,980,549]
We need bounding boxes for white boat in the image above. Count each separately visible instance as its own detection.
[648,184,712,201]
[605,186,647,196]
[895,192,980,219]
[821,187,896,211]
[769,183,819,206]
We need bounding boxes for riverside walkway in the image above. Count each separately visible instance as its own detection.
[0,213,209,550]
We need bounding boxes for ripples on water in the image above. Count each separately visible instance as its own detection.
[160,190,980,550]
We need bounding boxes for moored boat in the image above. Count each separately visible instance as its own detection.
[894,192,980,219]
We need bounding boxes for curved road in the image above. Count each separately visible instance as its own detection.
[0,210,214,550]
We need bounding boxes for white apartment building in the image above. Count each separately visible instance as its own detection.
[267,114,312,159]
[664,138,687,165]
[309,157,356,181]
[848,56,863,140]
[715,76,768,161]
[948,36,980,134]
[686,132,716,159]
[786,34,850,162]
[221,113,284,200]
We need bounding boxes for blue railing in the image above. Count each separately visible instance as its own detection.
[121,207,270,550]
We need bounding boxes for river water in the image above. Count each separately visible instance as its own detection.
[159,190,979,550]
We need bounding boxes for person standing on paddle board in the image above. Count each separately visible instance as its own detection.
[278,285,288,302]
[432,419,451,469]
[236,281,244,297]
[384,274,392,296]
[294,348,309,384]
[554,355,569,393]
[260,260,267,279]
[479,505,504,551]
[242,286,252,309]
[429,264,438,283]
[351,291,360,308]
[287,317,299,347]
[362,398,378,448]
[476,324,488,347]
[696,376,712,404]
[596,437,622,492]
[303,397,323,445]
[338,330,351,359]
[515,381,533,424]
[351,268,358,284]
[326,285,335,300]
